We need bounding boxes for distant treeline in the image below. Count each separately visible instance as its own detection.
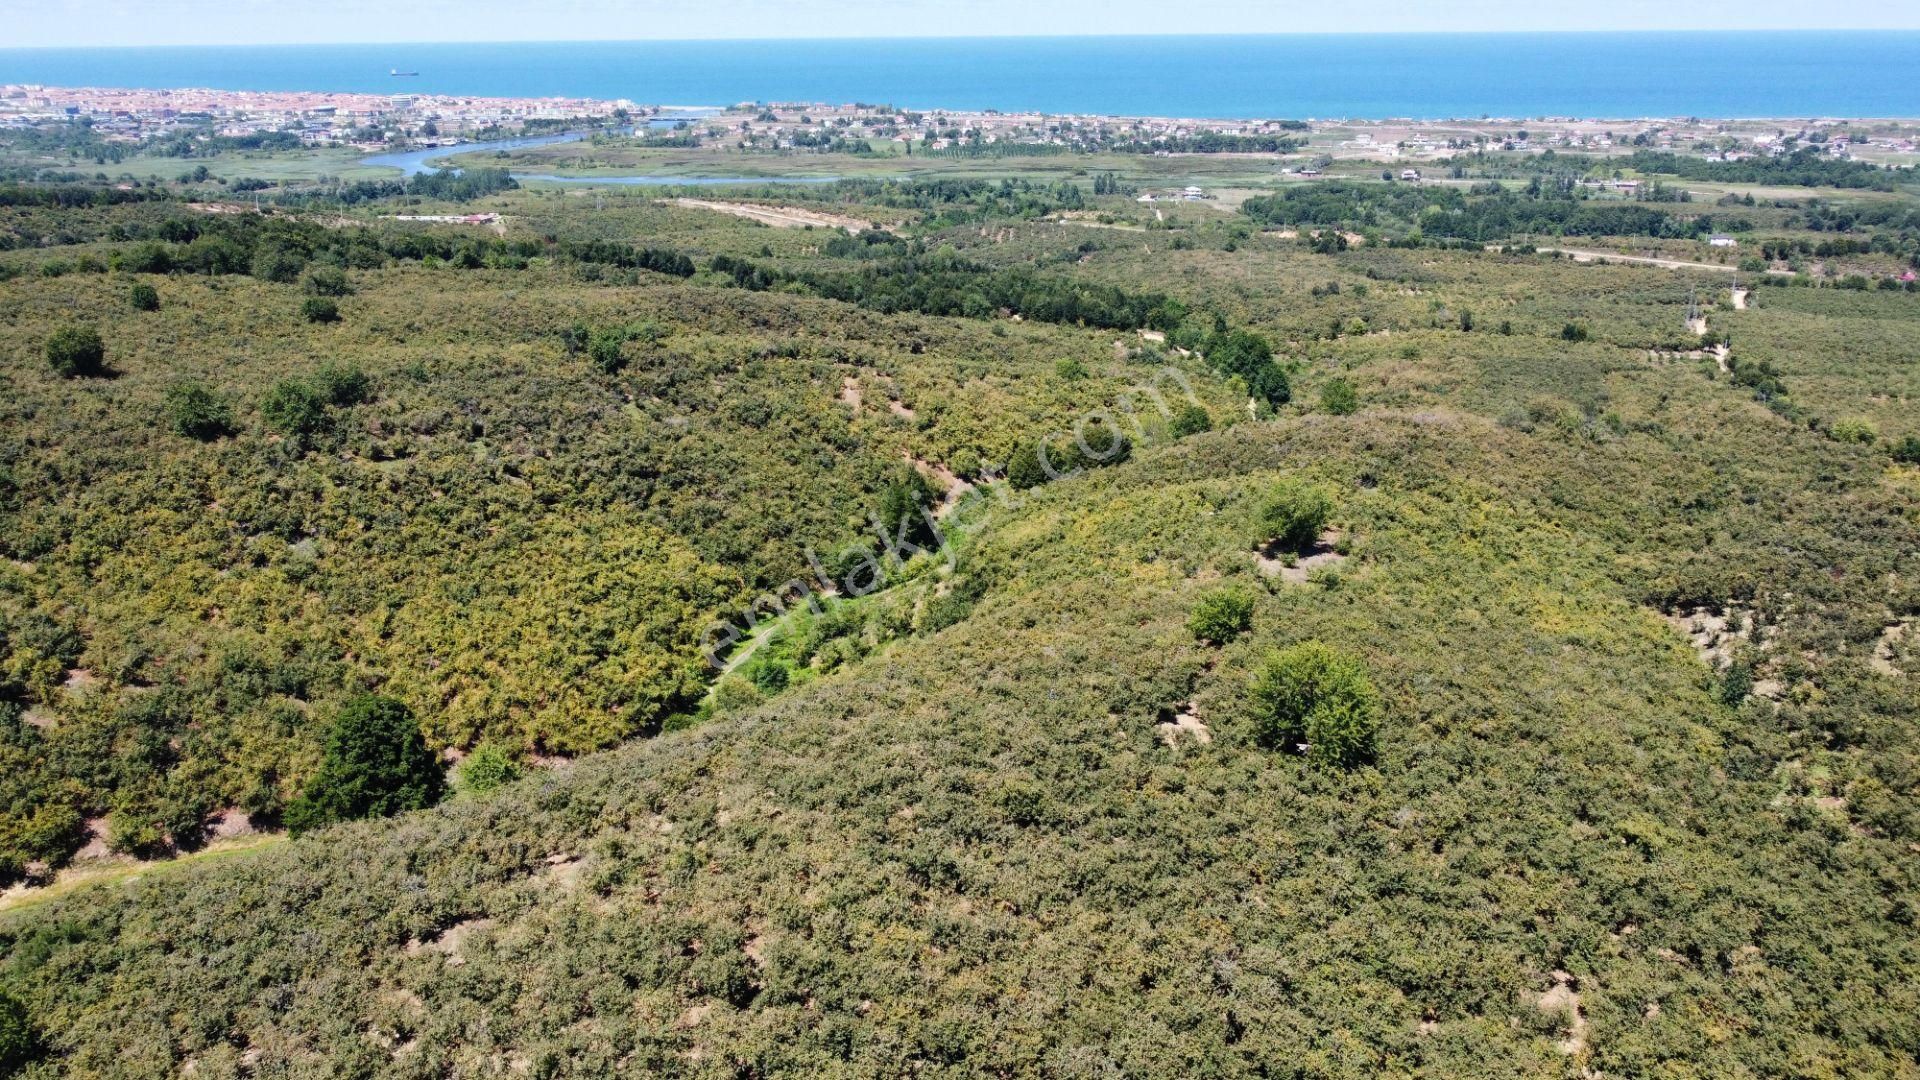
[1242,181,1745,241]
[1110,133,1308,154]
[267,167,519,207]
[82,209,689,280]
[0,183,167,209]
[147,129,306,158]
[1621,149,1901,191]
[921,142,1072,159]
[708,250,1293,404]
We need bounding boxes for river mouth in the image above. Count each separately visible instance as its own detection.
[361,128,843,186]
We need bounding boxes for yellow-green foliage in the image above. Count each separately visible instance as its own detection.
[1,176,1919,1077]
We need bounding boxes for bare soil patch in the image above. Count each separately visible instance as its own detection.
[1155,705,1212,747]
[1873,620,1910,676]
[1536,971,1590,1056]
[670,198,881,233]
[1257,530,1347,584]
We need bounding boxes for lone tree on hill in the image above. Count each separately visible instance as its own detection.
[1249,640,1381,769]
[285,696,444,835]
[1255,478,1335,552]
[45,325,106,378]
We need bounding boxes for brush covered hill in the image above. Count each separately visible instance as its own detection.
[8,331,1920,1077]
[0,177,1917,1077]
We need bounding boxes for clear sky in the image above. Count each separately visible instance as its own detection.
[8,0,1920,48]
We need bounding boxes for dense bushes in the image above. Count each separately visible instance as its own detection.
[1320,376,1358,415]
[0,991,36,1075]
[1248,640,1381,768]
[163,380,234,440]
[283,696,444,834]
[260,378,331,438]
[299,296,340,323]
[456,743,524,795]
[1188,588,1253,644]
[43,325,105,377]
[127,280,159,311]
[1255,479,1334,551]
[1005,422,1133,489]
[1242,180,1734,242]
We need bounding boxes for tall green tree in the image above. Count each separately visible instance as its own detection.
[285,696,443,835]
[45,325,106,378]
[1249,641,1381,769]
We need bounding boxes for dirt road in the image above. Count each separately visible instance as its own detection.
[1511,245,1789,276]
[671,198,881,233]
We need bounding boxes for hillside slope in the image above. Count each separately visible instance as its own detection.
[8,386,1917,1077]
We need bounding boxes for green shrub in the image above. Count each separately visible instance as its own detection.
[1168,402,1212,438]
[284,696,443,835]
[250,244,305,284]
[313,363,371,407]
[1893,435,1920,465]
[1054,357,1088,381]
[300,297,340,323]
[1249,641,1381,768]
[1188,588,1254,644]
[745,656,792,694]
[301,266,353,297]
[0,990,38,1074]
[128,281,160,311]
[588,329,627,374]
[711,674,765,712]
[1320,376,1358,416]
[1255,479,1334,552]
[45,325,106,378]
[261,379,329,438]
[164,380,235,441]
[1560,322,1589,342]
[877,466,940,549]
[1829,417,1878,445]
[457,742,524,795]
[1006,441,1049,490]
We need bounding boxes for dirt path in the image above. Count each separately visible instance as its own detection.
[1515,245,1790,276]
[670,198,881,233]
[0,831,286,918]
[1732,287,1750,310]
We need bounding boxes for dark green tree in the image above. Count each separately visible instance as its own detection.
[260,379,329,439]
[877,466,940,549]
[284,696,443,835]
[45,325,106,378]
[1256,479,1335,552]
[300,297,340,324]
[128,281,160,311]
[1249,641,1381,769]
[313,363,370,406]
[0,990,38,1075]
[1168,402,1212,438]
[1006,441,1049,490]
[588,329,628,374]
[165,380,235,440]
[1188,588,1254,644]
[1320,377,1359,416]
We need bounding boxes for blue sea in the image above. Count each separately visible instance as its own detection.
[3,33,1918,119]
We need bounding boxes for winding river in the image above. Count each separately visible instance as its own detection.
[361,127,840,186]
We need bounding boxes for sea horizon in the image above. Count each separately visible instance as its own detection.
[5,31,1920,120]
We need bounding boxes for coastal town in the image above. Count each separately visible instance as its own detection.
[5,81,1918,165]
